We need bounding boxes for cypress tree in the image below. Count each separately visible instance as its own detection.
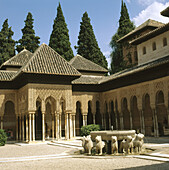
[110,0,135,74]
[49,3,74,61]
[0,19,15,65]
[16,12,40,53]
[75,12,108,69]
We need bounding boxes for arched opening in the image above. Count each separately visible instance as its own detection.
[45,102,52,139]
[110,101,116,130]
[156,91,167,136]
[75,101,83,136]
[122,98,130,130]
[105,102,109,130]
[143,94,153,136]
[35,100,42,140]
[3,101,16,140]
[115,100,120,129]
[163,37,167,47]
[95,101,102,127]
[87,101,93,125]
[131,96,140,132]
[152,42,156,51]
[60,99,66,137]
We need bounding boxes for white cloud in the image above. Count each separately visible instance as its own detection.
[133,2,169,26]
[138,0,166,6]
[126,0,131,3]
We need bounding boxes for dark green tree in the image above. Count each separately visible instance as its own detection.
[75,12,108,69]
[0,19,15,65]
[49,3,74,61]
[16,12,40,53]
[110,0,135,74]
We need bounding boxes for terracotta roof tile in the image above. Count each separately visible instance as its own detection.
[1,49,33,68]
[130,22,169,45]
[118,19,164,43]
[0,71,17,81]
[69,54,108,73]
[21,44,81,76]
[100,54,169,84]
[72,75,104,84]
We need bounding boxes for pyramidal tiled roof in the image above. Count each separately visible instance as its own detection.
[1,49,33,68]
[118,19,164,43]
[0,71,17,81]
[21,43,81,76]
[69,54,108,73]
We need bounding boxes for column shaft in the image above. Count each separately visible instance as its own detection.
[73,115,76,137]
[19,115,22,140]
[29,114,32,141]
[59,114,61,138]
[69,114,72,139]
[22,115,25,141]
[55,114,57,140]
[130,112,133,130]
[93,114,96,124]
[16,115,18,141]
[32,113,35,141]
[26,115,28,142]
[42,113,45,141]
[52,114,54,140]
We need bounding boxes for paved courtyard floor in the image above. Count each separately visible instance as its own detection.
[0,138,169,170]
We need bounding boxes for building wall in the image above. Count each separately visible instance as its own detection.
[138,30,169,65]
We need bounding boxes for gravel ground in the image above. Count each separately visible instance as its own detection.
[0,144,169,170]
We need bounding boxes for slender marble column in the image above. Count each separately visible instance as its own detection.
[109,113,111,130]
[16,115,18,141]
[93,114,96,124]
[26,115,28,142]
[129,112,133,130]
[73,115,76,137]
[22,115,25,141]
[32,113,35,141]
[83,115,85,126]
[42,112,45,141]
[19,115,22,140]
[69,114,72,139]
[115,112,118,130]
[65,114,69,140]
[59,114,61,138]
[55,114,57,140]
[57,114,60,139]
[52,114,54,140]
[29,113,32,142]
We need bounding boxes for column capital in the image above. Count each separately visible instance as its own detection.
[65,110,72,114]
[82,112,88,116]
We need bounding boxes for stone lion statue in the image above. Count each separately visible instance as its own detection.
[95,136,105,155]
[84,135,93,155]
[120,136,133,154]
[111,136,118,154]
[80,136,87,153]
[133,133,144,153]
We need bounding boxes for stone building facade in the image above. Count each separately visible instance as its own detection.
[0,7,169,142]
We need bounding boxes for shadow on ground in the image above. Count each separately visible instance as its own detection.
[118,162,169,170]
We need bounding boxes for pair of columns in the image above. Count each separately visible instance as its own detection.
[16,112,38,142]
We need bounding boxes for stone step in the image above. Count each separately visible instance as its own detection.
[143,153,169,159]
[47,142,83,149]
[134,154,169,162]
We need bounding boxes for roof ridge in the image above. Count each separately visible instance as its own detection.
[21,44,45,72]
[118,19,164,43]
[1,49,31,66]
[70,54,108,72]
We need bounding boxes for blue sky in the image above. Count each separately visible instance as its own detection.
[1,0,169,67]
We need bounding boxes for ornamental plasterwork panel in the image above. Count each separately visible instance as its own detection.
[141,84,149,95]
[154,81,164,91]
